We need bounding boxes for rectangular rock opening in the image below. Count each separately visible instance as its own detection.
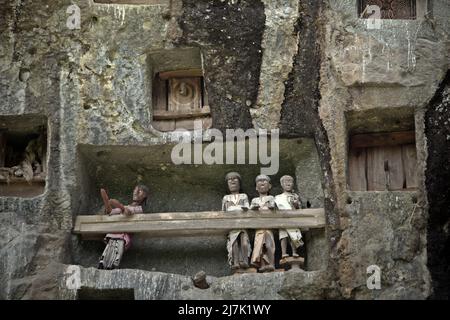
[77,287,135,300]
[0,115,47,198]
[73,138,326,276]
[346,108,417,191]
[358,0,429,20]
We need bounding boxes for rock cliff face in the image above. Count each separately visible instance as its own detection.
[425,71,450,299]
[59,265,337,300]
[0,0,448,299]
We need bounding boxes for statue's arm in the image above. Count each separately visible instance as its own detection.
[250,198,259,210]
[240,195,249,211]
[268,197,277,210]
[125,205,143,215]
[293,193,301,209]
[221,197,227,212]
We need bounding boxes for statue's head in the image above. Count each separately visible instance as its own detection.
[225,172,241,193]
[133,184,149,205]
[280,175,295,192]
[255,174,271,195]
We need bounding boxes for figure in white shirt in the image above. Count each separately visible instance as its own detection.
[275,175,304,258]
[250,175,277,272]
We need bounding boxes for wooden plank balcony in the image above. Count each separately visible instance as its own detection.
[74,208,325,239]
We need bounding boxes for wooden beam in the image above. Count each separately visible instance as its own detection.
[74,209,325,238]
[0,176,45,184]
[94,0,168,5]
[159,69,203,80]
[348,147,367,191]
[350,131,415,148]
[153,108,211,120]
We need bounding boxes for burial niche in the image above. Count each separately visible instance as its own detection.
[0,115,47,197]
[77,288,134,300]
[149,48,211,132]
[346,109,418,191]
[358,0,429,20]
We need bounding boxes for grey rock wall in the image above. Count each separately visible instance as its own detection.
[58,264,336,300]
[0,0,448,299]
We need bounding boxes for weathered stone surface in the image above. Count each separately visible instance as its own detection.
[0,211,39,299]
[0,0,448,300]
[251,0,299,130]
[178,0,265,131]
[425,71,450,299]
[0,209,71,299]
[338,192,429,299]
[279,0,323,138]
[58,264,333,300]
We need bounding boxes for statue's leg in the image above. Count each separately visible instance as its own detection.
[239,232,249,268]
[251,231,264,269]
[260,232,275,272]
[99,239,115,269]
[281,238,289,258]
[112,240,125,269]
[265,232,275,269]
[98,241,110,269]
[232,240,240,269]
[291,239,299,257]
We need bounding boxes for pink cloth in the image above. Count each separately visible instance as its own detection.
[105,206,143,250]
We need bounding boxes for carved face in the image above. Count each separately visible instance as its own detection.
[133,186,147,203]
[227,176,240,193]
[256,179,271,195]
[281,177,294,192]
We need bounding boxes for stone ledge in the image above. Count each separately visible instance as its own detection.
[59,264,331,300]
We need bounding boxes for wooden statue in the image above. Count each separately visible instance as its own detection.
[98,184,149,270]
[222,172,252,272]
[275,175,304,256]
[250,174,276,272]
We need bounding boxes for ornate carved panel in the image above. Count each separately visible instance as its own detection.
[152,71,211,132]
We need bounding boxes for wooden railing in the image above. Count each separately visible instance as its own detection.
[74,209,325,239]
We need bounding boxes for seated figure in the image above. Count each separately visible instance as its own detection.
[250,174,277,272]
[275,175,304,258]
[98,184,149,270]
[222,172,251,271]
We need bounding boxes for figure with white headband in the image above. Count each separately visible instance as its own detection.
[249,174,276,272]
[275,175,304,259]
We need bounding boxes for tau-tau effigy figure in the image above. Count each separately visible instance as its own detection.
[98,185,149,270]
[250,174,277,272]
[222,172,252,271]
[275,175,304,259]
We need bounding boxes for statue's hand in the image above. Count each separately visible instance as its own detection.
[124,207,132,216]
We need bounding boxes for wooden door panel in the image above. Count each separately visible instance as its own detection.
[384,145,405,190]
[402,144,418,189]
[168,77,201,112]
[348,147,367,191]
